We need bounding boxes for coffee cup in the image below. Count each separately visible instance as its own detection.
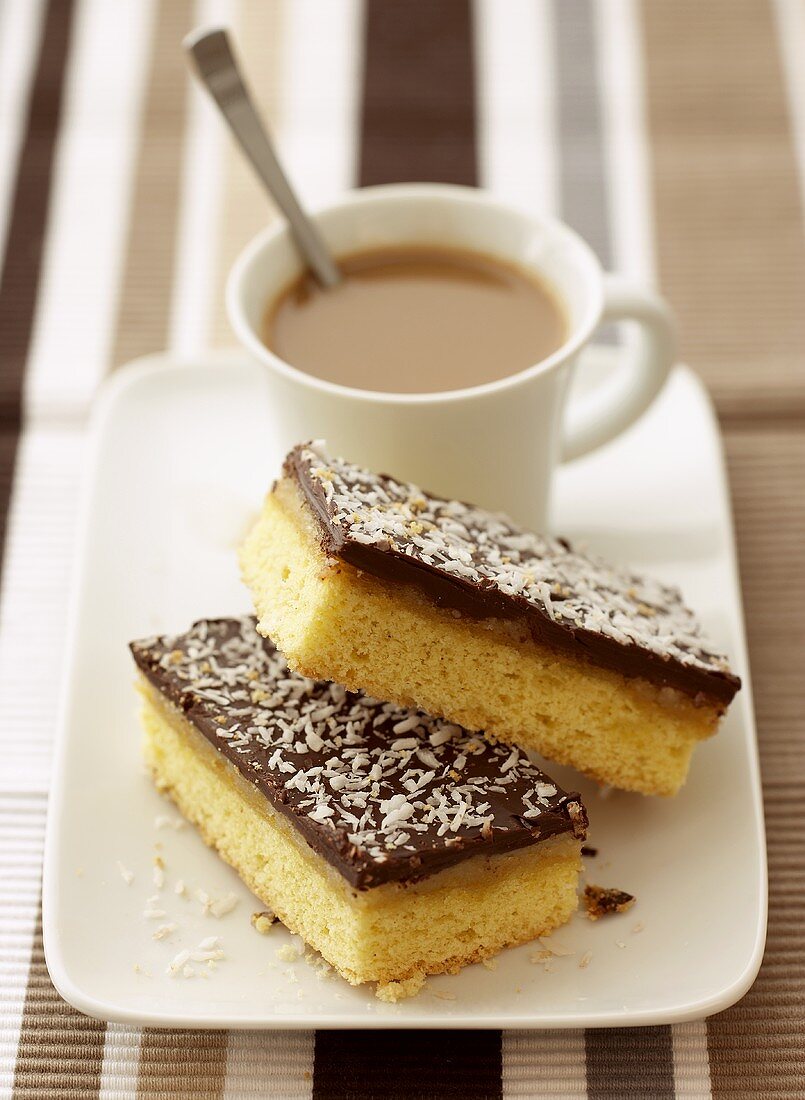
[227,183,675,530]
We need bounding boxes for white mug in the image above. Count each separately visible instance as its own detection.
[228,183,675,531]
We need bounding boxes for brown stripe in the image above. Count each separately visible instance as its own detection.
[136,1029,228,1099]
[211,0,285,346]
[313,1030,501,1100]
[642,0,805,419]
[109,0,194,370]
[585,1027,675,1098]
[359,0,477,186]
[706,424,805,1097]
[0,0,73,527]
[12,901,106,1098]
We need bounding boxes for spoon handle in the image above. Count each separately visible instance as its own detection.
[185,27,341,289]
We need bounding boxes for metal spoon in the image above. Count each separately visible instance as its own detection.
[184,27,341,289]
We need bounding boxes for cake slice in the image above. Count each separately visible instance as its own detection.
[240,443,741,797]
[130,616,587,1000]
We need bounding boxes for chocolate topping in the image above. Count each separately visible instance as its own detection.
[285,444,741,706]
[131,617,585,891]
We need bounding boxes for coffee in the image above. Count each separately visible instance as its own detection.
[262,245,566,394]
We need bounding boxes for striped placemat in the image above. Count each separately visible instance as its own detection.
[1,1,803,1096]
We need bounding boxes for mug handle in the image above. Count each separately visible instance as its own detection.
[561,273,676,462]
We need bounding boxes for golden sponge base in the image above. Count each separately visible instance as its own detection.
[240,478,721,796]
[139,681,581,1000]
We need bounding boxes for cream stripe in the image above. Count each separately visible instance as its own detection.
[594,0,656,283]
[24,0,157,418]
[473,0,558,216]
[772,0,805,229]
[0,0,45,267]
[281,0,364,207]
[98,1024,142,1099]
[502,1030,588,1098]
[223,1031,314,1099]
[672,1020,713,1098]
[210,0,285,346]
[0,427,85,790]
[168,0,232,357]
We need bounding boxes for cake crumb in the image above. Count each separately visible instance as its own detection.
[584,884,636,921]
[632,921,645,934]
[116,861,134,885]
[482,958,498,971]
[155,814,185,831]
[251,910,278,934]
[276,943,303,962]
[376,974,425,1002]
[616,940,626,949]
[581,845,598,858]
[579,951,593,969]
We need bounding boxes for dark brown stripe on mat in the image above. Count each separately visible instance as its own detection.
[706,426,805,1097]
[359,0,477,186]
[136,1029,228,1099]
[642,0,805,419]
[7,5,106,1096]
[109,0,194,370]
[12,901,106,1098]
[0,0,73,535]
[313,1030,501,1100]
[585,1026,676,1098]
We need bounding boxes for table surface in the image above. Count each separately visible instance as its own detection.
[1,1,802,1097]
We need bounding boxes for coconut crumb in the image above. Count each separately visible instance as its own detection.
[116,861,134,885]
[174,879,187,897]
[152,923,177,941]
[166,949,191,976]
[152,856,165,889]
[632,921,645,934]
[538,936,575,958]
[210,892,239,918]
[481,958,498,971]
[376,973,426,1002]
[530,949,553,964]
[579,951,593,969]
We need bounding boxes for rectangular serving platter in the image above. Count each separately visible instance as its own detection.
[43,350,766,1028]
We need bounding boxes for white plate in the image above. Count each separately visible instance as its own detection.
[43,350,766,1029]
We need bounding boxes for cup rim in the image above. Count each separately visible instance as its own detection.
[226,182,604,406]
